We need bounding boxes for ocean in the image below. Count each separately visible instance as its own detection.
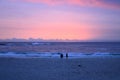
[0,42,120,58]
[0,42,120,80]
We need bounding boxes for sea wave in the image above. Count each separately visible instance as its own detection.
[0,52,120,58]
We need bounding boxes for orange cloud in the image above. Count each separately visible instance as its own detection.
[12,0,120,9]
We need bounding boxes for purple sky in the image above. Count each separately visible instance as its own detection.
[0,0,120,41]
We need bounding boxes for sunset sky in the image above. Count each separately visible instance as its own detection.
[0,0,120,41]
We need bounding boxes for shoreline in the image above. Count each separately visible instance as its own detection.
[0,52,120,59]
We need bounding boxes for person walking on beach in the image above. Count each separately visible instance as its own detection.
[66,53,68,58]
[60,53,63,58]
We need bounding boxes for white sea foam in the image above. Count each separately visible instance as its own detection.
[32,42,50,46]
[0,52,119,58]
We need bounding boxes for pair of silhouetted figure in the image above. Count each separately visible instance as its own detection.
[60,53,68,58]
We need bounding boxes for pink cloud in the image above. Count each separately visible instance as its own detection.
[11,0,120,9]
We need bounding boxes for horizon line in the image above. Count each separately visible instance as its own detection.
[0,38,120,42]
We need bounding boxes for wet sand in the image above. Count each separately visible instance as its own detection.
[0,57,120,80]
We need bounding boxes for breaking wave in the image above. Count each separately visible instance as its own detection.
[0,52,120,58]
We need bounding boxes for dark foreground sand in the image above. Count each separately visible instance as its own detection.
[0,57,120,80]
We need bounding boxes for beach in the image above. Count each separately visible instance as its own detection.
[0,57,120,80]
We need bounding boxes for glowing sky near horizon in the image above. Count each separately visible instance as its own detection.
[0,0,120,41]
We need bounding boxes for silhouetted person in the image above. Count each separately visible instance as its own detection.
[60,53,63,58]
[66,53,68,58]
